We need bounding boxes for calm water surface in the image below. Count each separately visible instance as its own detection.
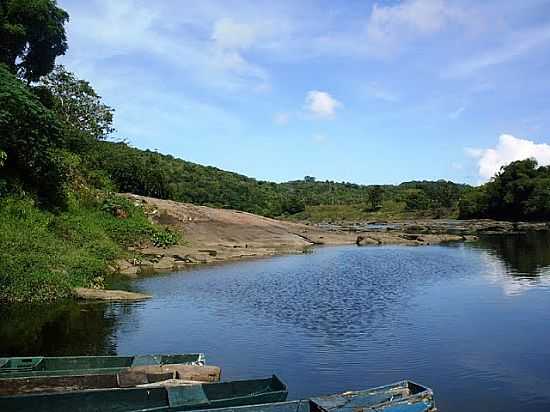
[2,233,550,412]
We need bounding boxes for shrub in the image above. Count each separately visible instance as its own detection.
[0,193,158,302]
[151,228,179,248]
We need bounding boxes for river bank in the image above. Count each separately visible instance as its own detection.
[109,194,549,281]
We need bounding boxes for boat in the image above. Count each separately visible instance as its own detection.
[139,380,433,412]
[0,375,289,412]
[308,380,435,412]
[0,354,205,379]
[0,363,222,396]
[0,354,217,396]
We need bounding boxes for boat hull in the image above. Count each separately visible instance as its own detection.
[0,364,222,396]
[0,354,205,379]
[0,375,288,412]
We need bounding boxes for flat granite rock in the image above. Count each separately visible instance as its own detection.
[74,287,152,301]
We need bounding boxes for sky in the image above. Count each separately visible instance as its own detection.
[57,0,550,185]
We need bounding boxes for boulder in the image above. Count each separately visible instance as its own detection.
[153,256,176,270]
[356,235,380,246]
[115,259,139,276]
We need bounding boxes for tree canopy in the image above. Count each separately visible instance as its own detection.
[0,0,68,82]
[37,65,115,149]
[459,159,550,221]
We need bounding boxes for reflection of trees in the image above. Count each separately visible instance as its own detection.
[0,302,121,356]
[469,232,550,276]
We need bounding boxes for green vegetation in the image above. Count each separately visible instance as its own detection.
[0,1,177,302]
[86,140,469,220]
[459,159,550,221]
[0,0,69,82]
[0,193,157,302]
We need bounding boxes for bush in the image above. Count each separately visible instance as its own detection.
[151,228,179,248]
[0,193,157,302]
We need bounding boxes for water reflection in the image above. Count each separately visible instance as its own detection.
[154,246,476,345]
[470,231,550,276]
[467,231,550,295]
[0,302,122,356]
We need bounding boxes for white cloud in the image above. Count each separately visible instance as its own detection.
[366,0,464,57]
[305,91,342,119]
[61,0,269,93]
[449,106,466,119]
[467,134,550,181]
[444,24,550,78]
[273,112,290,125]
[366,82,400,102]
[212,18,257,50]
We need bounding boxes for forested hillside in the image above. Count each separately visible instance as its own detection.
[87,141,471,219]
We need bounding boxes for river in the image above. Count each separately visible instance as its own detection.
[2,232,550,411]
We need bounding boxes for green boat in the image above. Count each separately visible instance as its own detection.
[0,363,222,396]
[0,354,205,379]
[0,375,288,412]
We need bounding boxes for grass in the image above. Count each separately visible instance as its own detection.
[287,200,459,223]
[0,192,165,302]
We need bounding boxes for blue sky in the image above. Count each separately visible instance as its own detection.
[57,0,550,185]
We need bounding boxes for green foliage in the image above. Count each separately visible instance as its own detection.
[367,185,384,210]
[0,64,73,208]
[38,65,115,145]
[0,0,69,82]
[458,159,550,221]
[85,141,470,220]
[404,190,430,210]
[0,149,6,167]
[151,228,179,248]
[0,193,157,302]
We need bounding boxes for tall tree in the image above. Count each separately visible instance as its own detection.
[0,64,70,207]
[367,185,384,210]
[38,65,115,146]
[0,0,69,82]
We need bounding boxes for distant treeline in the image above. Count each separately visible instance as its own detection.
[86,141,471,218]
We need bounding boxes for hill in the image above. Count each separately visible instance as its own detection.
[88,141,471,220]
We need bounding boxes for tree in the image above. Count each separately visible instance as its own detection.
[367,185,384,210]
[0,64,69,207]
[37,65,115,147]
[458,159,550,221]
[0,0,69,82]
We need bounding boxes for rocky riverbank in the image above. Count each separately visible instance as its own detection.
[106,194,548,278]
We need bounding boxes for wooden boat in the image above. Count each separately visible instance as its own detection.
[308,380,435,412]
[150,380,435,412]
[0,375,289,412]
[0,363,222,396]
[0,354,205,379]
